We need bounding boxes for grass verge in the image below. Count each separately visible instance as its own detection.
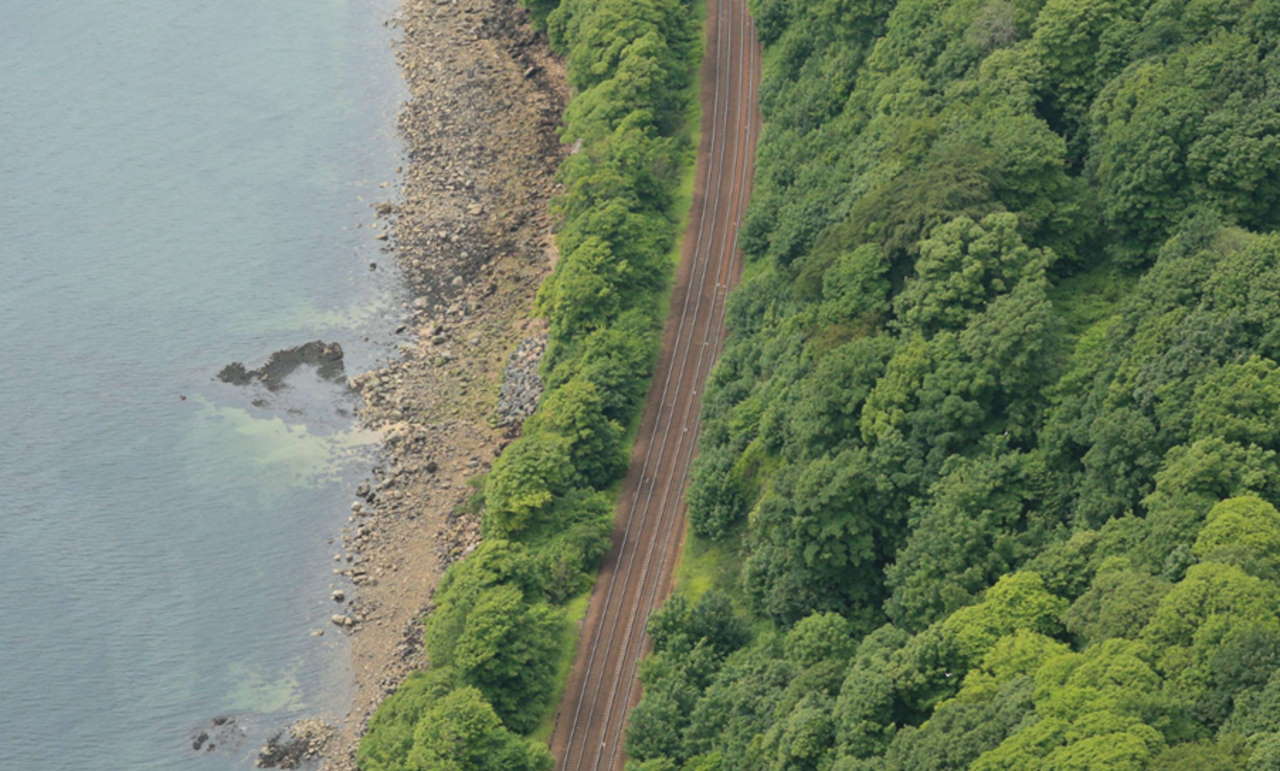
[531,591,591,743]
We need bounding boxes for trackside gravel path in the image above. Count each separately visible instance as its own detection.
[548,1,762,768]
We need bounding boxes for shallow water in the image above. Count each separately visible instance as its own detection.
[0,1,404,767]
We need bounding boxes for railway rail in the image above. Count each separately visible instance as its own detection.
[549,1,762,768]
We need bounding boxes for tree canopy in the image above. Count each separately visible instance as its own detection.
[626,0,1280,768]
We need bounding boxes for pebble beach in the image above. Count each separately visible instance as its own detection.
[320,1,568,766]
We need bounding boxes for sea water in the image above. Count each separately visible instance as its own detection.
[0,1,404,767]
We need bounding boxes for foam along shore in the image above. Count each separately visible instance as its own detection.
[319,0,568,768]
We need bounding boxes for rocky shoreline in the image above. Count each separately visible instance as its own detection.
[318,0,567,768]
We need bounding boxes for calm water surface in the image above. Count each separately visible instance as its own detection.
[0,1,405,767]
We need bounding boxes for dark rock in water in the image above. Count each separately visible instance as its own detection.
[256,731,307,769]
[217,362,252,386]
[255,719,332,769]
[217,341,347,391]
[189,714,243,757]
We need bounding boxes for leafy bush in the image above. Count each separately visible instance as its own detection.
[408,687,554,771]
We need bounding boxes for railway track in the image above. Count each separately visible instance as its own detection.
[548,0,761,767]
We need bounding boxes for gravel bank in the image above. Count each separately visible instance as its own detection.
[320,0,566,767]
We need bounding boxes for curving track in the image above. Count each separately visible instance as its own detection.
[549,0,761,768]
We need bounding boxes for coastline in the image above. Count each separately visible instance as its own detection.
[322,0,567,767]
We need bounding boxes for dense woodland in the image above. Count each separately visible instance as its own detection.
[357,0,699,768]
[626,0,1280,769]
[359,0,1280,768]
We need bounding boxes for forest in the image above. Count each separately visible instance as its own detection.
[356,0,700,768]
[625,0,1280,769]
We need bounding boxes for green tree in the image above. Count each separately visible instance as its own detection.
[972,639,1169,770]
[881,675,1035,771]
[1063,558,1171,645]
[893,212,1052,337]
[841,148,1004,271]
[533,488,613,603]
[524,378,626,488]
[1142,562,1280,650]
[785,612,857,669]
[535,236,630,341]
[543,307,659,422]
[1191,357,1280,450]
[431,584,563,734]
[1031,0,1150,155]
[1187,90,1280,231]
[741,448,889,625]
[408,687,554,770]
[755,697,837,771]
[831,625,911,759]
[553,0,691,92]
[1185,619,1280,728]
[886,449,1050,630]
[358,667,460,771]
[648,590,750,659]
[483,432,573,537]
[424,542,562,733]
[1193,496,1280,580]
[1251,734,1280,771]
[949,629,1071,706]
[627,684,688,761]
[426,540,547,663]
[1136,439,1280,577]
[1149,736,1252,770]
[938,572,1067,667]
[1225,670,1280,738]
[816,243,890,324]
[780,336,895,461]
[888,573,1067,723]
